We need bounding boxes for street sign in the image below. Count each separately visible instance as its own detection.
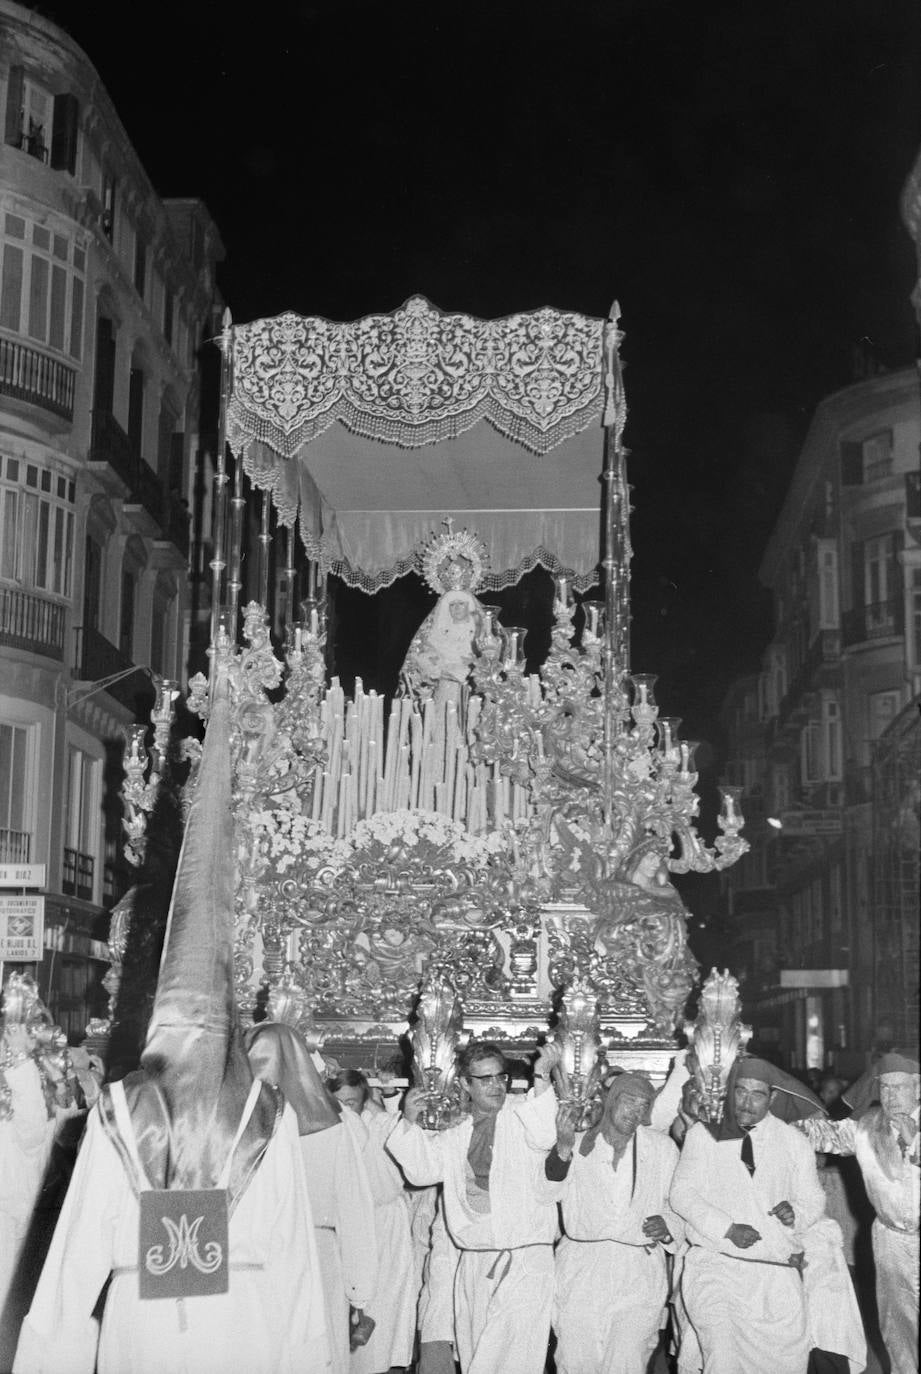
[0,864,46,888]
[780,969,849,989]
[778,810,842,837]
[0,895,45,960]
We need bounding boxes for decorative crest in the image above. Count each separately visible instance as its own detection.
[418,519,489,595]
[684,967,752,1125]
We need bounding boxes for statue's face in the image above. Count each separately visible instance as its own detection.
[448,599,470,622]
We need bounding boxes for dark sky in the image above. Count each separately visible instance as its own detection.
[51,0,921,742]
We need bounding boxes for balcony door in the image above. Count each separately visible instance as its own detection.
[93,314,115,417]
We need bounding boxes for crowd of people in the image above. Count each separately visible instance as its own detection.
[2,672,917,1373]
[2,1005,918,1374]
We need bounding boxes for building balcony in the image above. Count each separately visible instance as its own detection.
[842,598,904,648]
[62,848,94,902]
[90,413,188,554]
[777,630,841,729]
[74,625,153,716]
[0,828,31,864]
[0,585,66,659]
[89,410,136,489]
[0,336,76,421]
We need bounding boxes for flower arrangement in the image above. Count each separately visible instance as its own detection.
[250,804,511,880]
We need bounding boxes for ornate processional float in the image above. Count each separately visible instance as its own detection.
[110,295,751,1124]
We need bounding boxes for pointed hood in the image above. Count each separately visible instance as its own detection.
[104,664,279,1196]
[244,1021,341,1136]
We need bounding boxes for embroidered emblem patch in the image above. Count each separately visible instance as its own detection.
[139,1189,229,1299]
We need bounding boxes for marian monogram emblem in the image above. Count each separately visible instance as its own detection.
[139,1189,229,1299]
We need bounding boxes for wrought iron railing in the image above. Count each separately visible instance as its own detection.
[62,848,94,902]
[90,412,184,546]
[0,585,66,659]
[0,336,76,420]
[90,410,135,487]
[776,629,840,729]
[0,829,31,864]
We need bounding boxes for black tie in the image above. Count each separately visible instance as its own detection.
[741,1132,755,1176]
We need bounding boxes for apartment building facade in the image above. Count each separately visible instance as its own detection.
[720,364,920,1074]
[0,2,222,1037]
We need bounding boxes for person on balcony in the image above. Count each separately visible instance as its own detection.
[543,1071,682,1373]
[796,1050,919,1374]
[388,1040,560,1374]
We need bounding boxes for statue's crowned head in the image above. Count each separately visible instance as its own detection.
[418,520,489,596]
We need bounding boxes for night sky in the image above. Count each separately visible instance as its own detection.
[50,1,921,750]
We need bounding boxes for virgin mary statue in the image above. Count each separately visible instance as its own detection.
[399,523,488,706]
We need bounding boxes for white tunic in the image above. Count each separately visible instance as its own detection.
[301,1117,377,1374]
[349,1107,415,1374]
[554,1125,683,1374]
[799,1110,918,1373]
[386,1088,559,1251]
[13,1102,330,1374]
[0,1060,58,1319]
[387,1090,559,1374]
[669,1116,825,1373]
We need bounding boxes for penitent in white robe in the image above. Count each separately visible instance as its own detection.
[349,1108,415,1374]
[301,1115,378,1374]
[553,1125,683,1374]
[0,1061,59,1326]
[800,1111,918,1374]
[13,1101,330,1374]
[669,1115,825,1374]
[387,1088,559,1374]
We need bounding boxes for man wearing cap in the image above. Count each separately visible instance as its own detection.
[544,1071,682,1374]
[797,1050,920,1374]
[670,1057,844,1373]
[388,1040,561,1374]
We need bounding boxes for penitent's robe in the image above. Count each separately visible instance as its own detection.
[0,1060,59,1324]
[387,1089,559,1374]
[13,1102,330,1374]
[669,1114,826,1374]
[553,1124,683,1374]
[300,1114,377,1374]
[349,1107,415,1374]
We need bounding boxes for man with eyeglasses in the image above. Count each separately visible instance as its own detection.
[387,1040,561,1373]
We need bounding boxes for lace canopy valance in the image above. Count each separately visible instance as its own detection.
[226,296,621,592]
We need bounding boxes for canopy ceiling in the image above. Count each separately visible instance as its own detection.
[226,296,623,591]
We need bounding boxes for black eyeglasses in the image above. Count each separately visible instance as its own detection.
[466,1072,508,1085]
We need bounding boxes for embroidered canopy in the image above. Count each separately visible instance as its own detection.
[226,295,621,591]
